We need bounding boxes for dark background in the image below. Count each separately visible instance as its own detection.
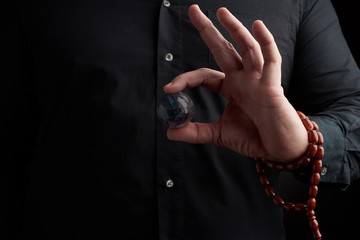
[331,0,359,67]
[282,1,360,239]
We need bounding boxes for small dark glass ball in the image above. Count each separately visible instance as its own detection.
[157,92,195,128]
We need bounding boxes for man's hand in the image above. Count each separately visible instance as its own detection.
[164,5,308,162]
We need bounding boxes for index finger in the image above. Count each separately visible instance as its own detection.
[163,68,225,93]
[188,4,243,73]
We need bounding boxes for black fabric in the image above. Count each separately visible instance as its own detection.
[1,0,359,239]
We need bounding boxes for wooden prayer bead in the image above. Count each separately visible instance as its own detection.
[294,203,307,213]
[274,163,285,171]
[312,120,319,131]
[259,174,270,186]
[285,163,298,171]
[309,219,319,229]
[265,185,275,198]
[308,130,319,143]
[312,159,322,173]
[313,229,322,240]
[307,197,317,211]
[317,132,324,145]
[305,144,318,158]
[307,215,316,221]
[302,118,314,131]
[283,202,295,212]
[297,156,311,167]
[263,160,285,171]
[308,185,318,198]
[273,196,285,207]
[307,210,315,218]
[297,111,307,120]
[316,146,324,159]
[310,172,320,185]
[265,161,276,169]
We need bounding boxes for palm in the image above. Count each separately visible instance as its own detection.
[164,5,308,161]
[214,71,295,159]
[217,101,264,158]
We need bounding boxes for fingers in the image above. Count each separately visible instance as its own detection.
[163,68,225,93]
[188,5,243,73]
[252,20,282,86]
[189,5,282,87]
[216,8,264,73]
[167,122,219,144]
[216,8,282,85]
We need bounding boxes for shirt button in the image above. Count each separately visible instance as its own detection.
[166,179,174,188]
[165,53,173,62]
[163,0,171,7]
[320,167,328,176]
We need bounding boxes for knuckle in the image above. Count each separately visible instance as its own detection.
[213,40,238,56]
[225,41,237,52]
[241,42,259,56]
[264,54,282,66]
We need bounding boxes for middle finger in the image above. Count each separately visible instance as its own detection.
[188,5,243,73]
[217,7,264,73]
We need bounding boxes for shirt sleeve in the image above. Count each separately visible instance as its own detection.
[0,1,37,236]
[289,0,360,188]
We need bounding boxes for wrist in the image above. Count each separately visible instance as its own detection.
[262,111,324,170]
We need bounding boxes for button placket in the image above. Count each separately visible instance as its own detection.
[156,2,184,238]
[163,1,174,64]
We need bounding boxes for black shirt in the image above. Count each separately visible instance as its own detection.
[1,0,360,239]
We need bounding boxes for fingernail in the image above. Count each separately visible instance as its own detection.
[190,4,201,12]
[163,82,172,91]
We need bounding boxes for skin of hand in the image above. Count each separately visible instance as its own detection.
[163,4,308,162]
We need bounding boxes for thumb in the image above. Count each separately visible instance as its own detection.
[167,122,219,144]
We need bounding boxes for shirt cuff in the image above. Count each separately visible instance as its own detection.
[310,116,351,188]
